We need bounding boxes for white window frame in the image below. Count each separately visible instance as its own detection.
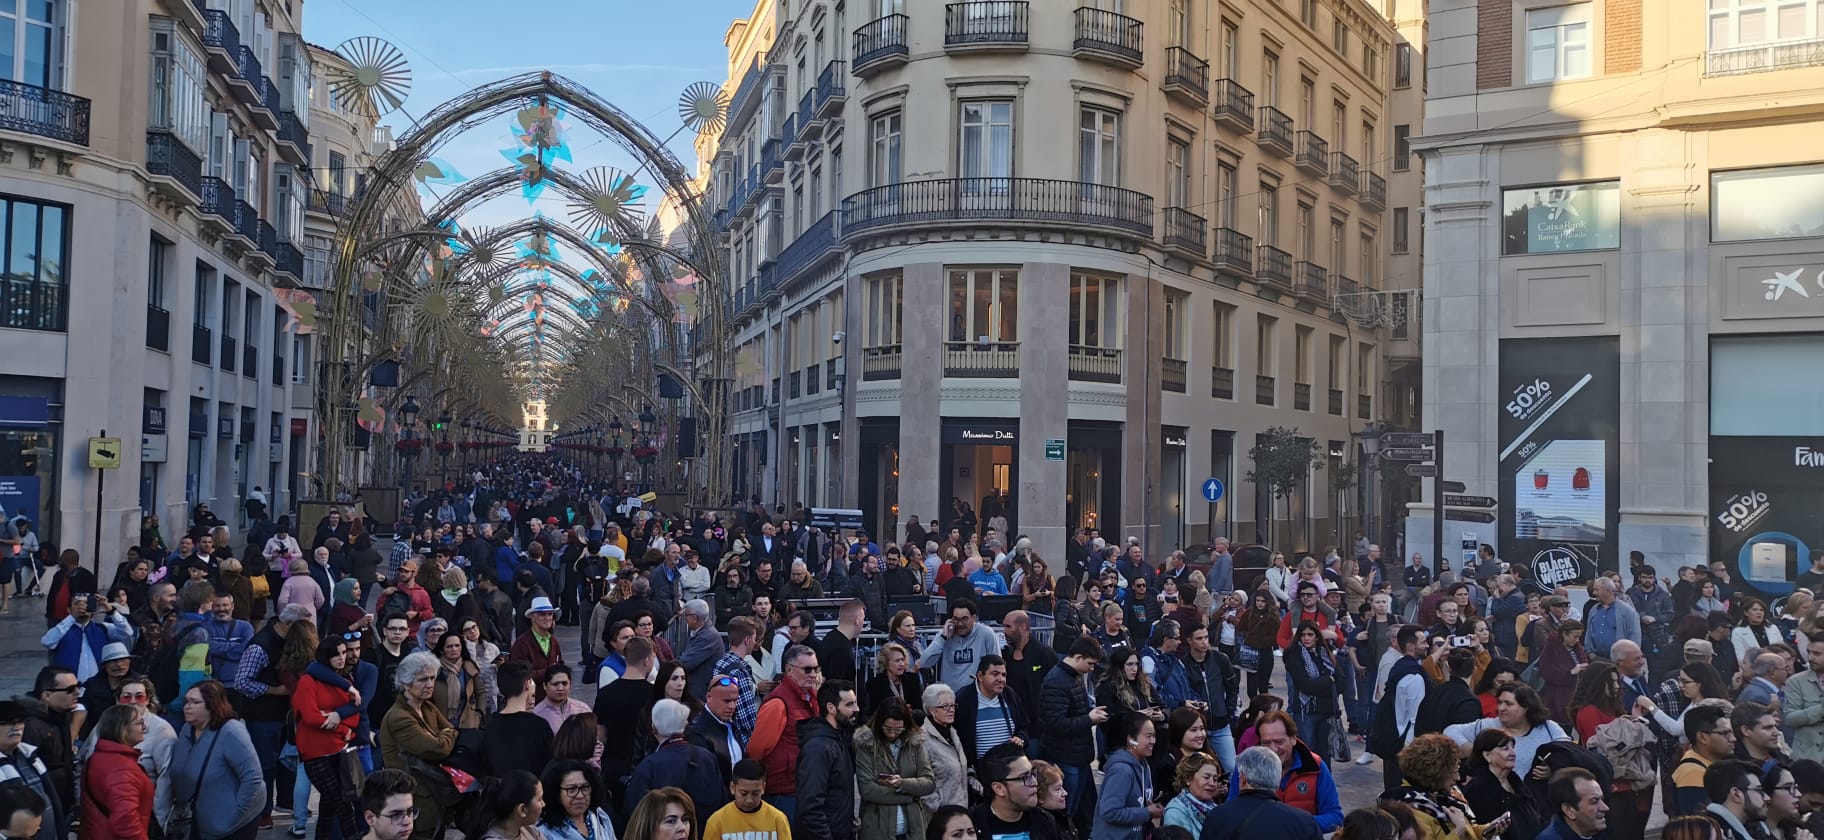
[864,273,902,348]
[1212,303,1235,369]
[1708,0,1824,50]
[948,268,1020,344]
[959,99,1014,190]
[1163,290,1188,361]
[149,18,209,156]
[1078,107,1121,186]
[1067,272,1122,350]
[1525,5,1593,84]
[0,0,67,89]
[1166,137,1190,207]
[1217,162,1237,227]
[869,110,902,187]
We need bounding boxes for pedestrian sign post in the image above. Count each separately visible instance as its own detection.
[1201,478,1225,503]
[1044,439,1065,461]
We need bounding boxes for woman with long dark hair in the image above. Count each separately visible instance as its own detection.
[292,636,363,839]
[432,629,483,729]
[1567,660,1623,742]
[1733,597,1786,664]
[466,769,546,840]
[1151,706,1219,803]
[1095,649,1163,748]
[1285,620,1340,761]
[1238,590,1281,697]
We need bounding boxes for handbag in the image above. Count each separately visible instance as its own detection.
[1520,656,1546,691]
[250,573,271,600]
[1237,644,1261,670]
[166,728,222,840]
[337,746,366,803]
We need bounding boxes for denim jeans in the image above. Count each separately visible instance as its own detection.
[246,719,285,817]
[1207,726,1238,776]
[1058,763,1097,828]
[1295,714,1335,763]
[763,795,795,822]
[280,744,313,829]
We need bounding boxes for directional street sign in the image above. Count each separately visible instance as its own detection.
[1440,480,1467,493]
[1044,439,1065,461]
[1444,494,1498,509]
[1381,432,1437,447]
[1380,447,1435,460]
[1405,464,1436,478]
[1201,478,1226,503]
[1445,509,1497,524]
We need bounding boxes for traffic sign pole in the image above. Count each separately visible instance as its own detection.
[1434,429,1445,580]
[93,429,105,576]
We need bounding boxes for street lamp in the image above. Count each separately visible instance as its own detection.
[1358,422,1383,562]
[398,395,422,494]
[637,405,657,493]
[608,417,625,485]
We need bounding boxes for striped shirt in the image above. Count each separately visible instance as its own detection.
[974,693,1015,759]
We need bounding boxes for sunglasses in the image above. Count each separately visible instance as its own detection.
[712,676,739,687]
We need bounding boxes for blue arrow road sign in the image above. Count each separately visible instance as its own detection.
[1201,478,1225,503]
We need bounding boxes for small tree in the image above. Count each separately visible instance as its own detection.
[1247,426,1324,549]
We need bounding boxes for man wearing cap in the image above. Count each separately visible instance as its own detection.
[38,590,132,685]
[0,700,60,840]
[508,596,566,695]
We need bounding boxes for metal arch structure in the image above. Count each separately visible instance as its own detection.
[320,71,731,504]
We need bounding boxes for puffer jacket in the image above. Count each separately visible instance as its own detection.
[919,718,970,812]
[854,726,936,840]
[794,717,856,840]
[79,739,151,840]
[1038,662,1098,766]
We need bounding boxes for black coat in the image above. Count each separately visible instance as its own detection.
[626,739,728,831]
[863,670,925,717]
[1200,790,1322,840]
[954,682,1032,764]
[686,711,738,783]
[1415,678,1484,736]
[1038,662,1098,766]
[794,717,856,840]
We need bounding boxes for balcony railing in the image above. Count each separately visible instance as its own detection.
[277,109,309,164]
[1295,261,1328,300]
[1329,387,1344,416]
[146,305,170,351]
[944,341,1020,377]
[841,177,1154,238]
[797,89,820,141]
[1162,358,1187,392]
[1257,106,1294,156]
[200,176,237,228]
[1212,79,1255,132]
[221,335,238,372]
[1706,37,1824,76]
[273,241,303,281]
[200,10,240,70]
[1294,383,1312,411]
[231,45,263,101]
[1330,152,1360,195]
[191,324,212,365]
[1362,172,1387,209]
[1295,131,1330,175]
[724,57,765,133]
[1212,366,1235,399]
[788,370,802,399]
[146,130,203,198]
[243,344,258,380]
[1256,244,1292,289]
[1163,207,1207,257]
[1256,375,1276,406]
[853,14,910,73]
[0,278,65,332]
[1214,228,1253,276]
[804,364,822,395]
[232,199,260,243]
[1073,7,1143,68]
[777,211,837,283]
[817,61,847,114]
[1358,394,1372,420]
[1068,345,1122,383]
[249,74,280,129]
[863,345,902,380]
[945,2,1029,48]
[1163,47,1210,103]
[0,80,91,146]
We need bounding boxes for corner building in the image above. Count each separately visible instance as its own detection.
[704,0,1426,561]
[1420,1,1824,599]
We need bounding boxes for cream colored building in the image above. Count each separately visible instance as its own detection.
[0,0,316,562]
[703,0,1425,560]
[1418,1,1824,592]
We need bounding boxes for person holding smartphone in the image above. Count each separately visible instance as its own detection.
[42,591,134,685]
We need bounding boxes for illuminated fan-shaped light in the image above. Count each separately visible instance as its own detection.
[330,37,413,118]
[449,226,508,269]
[569,167,648,234]
[679,81,729,135]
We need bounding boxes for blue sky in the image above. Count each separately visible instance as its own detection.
[303,0,758,230]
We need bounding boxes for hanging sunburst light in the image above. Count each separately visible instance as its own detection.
[330,37,413,118]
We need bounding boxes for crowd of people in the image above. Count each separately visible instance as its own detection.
[2,456,1823,840]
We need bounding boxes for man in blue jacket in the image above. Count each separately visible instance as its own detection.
[1202,746,1322,840]
[39,595,133,684]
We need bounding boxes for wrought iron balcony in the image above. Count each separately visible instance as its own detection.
[1257,106,1294,157]
[200,10,240,73]
[146,305,170,351]
[0,277,63,332]
[1068,346,1122,383]
[1073,7,1143,68]
[761,138,783,184]
[1211,366,1235,399]
[1329,152,1360,195]
[1163,206,1207,258]
[841,177,1155,239]
[797,89,822,141]
[199,177,238,232]
[1295,261,1328,301]
[146,130,203,200]
[1163,47,1209,105]
[1706,37,1824,76]
[1256,375,1276,406]
[230,45,262,103]
[1212,79,1254,132]
[723,56,765,135]
[1255,244,1292,289]
[945,341,1020,378]
[1162,358,1187,393]
[1214,227,1253,277]
[776,211,838,284]
[232,199,260,244]
[0,80,90,146]
[1295,131,1330,176]
[1361,171,1387,210]
[274,241,303,282]
[863,345,902,381]
[1294,382,1312,411]
[192,324,213,365]
[817,61,847,116]
[276,109,309,166]
[780,113,803,160]
[945,2,1029,50]
[853,14,910,75]
[248,74,279,130]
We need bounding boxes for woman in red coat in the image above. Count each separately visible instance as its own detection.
[80,704,153,840]
[292,635,363,840]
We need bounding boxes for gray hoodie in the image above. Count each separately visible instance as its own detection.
[919,623,1002,689]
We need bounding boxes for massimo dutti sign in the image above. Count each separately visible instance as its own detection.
[942,423,1017,445]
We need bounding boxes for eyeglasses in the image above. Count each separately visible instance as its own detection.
[1772,783,1801,795]
[560,784,592,798]
[1704,729,1736,739]
[998,772,1038,786]
[712,676,739,687]
[378,808,420,824]
[790,664,821,674]
[930,703,957,711]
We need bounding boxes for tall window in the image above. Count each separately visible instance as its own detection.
[1212,303,1235,370]
[809,166,822,218]
[1295,326,1313,387]
[1067,273,1121,349]
[0,0,63,88]
[1169,0,1188,46]
[1332,101,1347,147]
[1395,43,1414,88]
[947,268,1019,343]
[328,151,347,195]
[0,198,68,332]
[149,18,208,155]
[1257,315,1278,382]
[1216,162,1237,227]
[1328,336,1346,392]
[194,262,214,327]
[148,237,171,308]
[1163,291,1187,360]
[863,272,902,348]
[1078,107,1121,186]
[1526,5,1592,84]
[1258,182,1279,246]
[1296,201,1314,261]
[1393,124,1411,171]
[1361,119,1375,165]
[1357,342,1375,399]
[1166,138,1190,207]
[1221,21,1239,78]
[1360,229,1378,286]
[959,100,1013,189]
[304,235,331,288]
[1333,18,1348,53]
[1299,77,1316,125]
[1330,218,1346,271]
[1392,208,1410,253]
[1300,0,1319,27]
[1262,52,1280,106]
[869,111,902,186]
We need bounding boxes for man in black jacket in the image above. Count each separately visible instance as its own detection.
[955,655,1033,763]
[1416,647,1483,736]
[1038,638,1109,836]
[13,668,75,836]
[794,679,860,840]
[689,677,743,782]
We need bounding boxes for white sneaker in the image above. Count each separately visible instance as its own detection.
[1355,753,1375,765]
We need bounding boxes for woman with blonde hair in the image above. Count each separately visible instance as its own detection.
[864,641,925,715]
[1161,752,1225,833]
[217,557,254,620]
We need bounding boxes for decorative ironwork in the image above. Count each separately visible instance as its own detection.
[841,177,1155,238]
[1163,46,1209,103]
[945,2,1029,47]
[1295,131,1330,176]
[1073,7,1143,67]
[329,36,412,117]
[853,14,910,73]
[0,80,90,146]
[1212,79,1254,131]
[1255,244,1292,288]
[1257,107,1294,156]
[1163,206,1207,257]
[146,130,202,196]
[678,81,729,135]
[1214,228,1253,276]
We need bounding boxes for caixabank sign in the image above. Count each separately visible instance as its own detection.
[1498,337,1621,591]
[1709,436,1824,598]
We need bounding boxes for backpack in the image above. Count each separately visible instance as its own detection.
[1527,738,1614,800]
[152,618,209,703]
[1588,716,1657,787]
[1368,658,1429,758]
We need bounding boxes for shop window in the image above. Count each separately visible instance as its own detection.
[947,268,1019,344]
[1501,181,1621,255]
[1067,272,1121,349]
[1712,162,1824,242]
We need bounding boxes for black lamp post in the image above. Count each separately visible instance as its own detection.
[1359,422,1383,558]
[399,395,421,493]
[609,417,624,484]
[637,405,657,492]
